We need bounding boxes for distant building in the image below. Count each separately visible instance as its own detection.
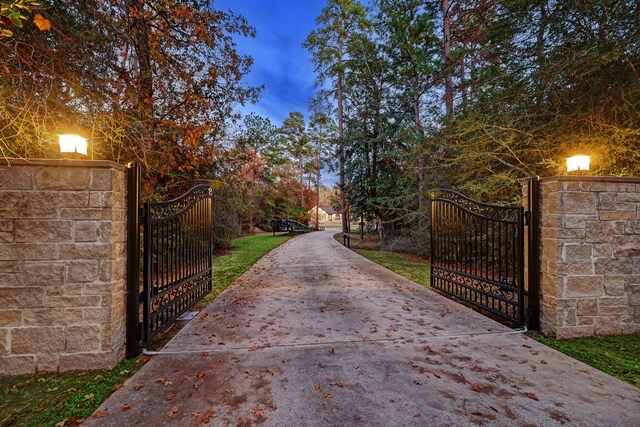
[308,206,341,222]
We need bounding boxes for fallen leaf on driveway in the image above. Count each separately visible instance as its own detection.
[95,411,108,418]
[208,363,219,369]
[314,384,321,390]
[471,412,496,420]
[322,392,333,400]
[196,371,205,378]
[165,391,174,401]
[414,413,421,417]
[157,377,172,386]
[328,348,335,354]
[470,384,481,392]
[122,403,133,412]
[167,405,180,417]
[134,384,144,391]
[194,411,215,425]
[252,409,265,417]
[524,392,539,401]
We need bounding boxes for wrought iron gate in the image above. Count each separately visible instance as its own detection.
[125,163,214,354]
[140,184,214,341]
[430,190,526,325]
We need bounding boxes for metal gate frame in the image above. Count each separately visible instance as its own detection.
[430,180,540,328]
[126,163,213,355]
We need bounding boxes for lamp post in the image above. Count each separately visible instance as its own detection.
[567,155,590,174]
[59,134,88,157]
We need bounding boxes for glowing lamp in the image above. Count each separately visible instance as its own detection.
[59,134,88,155]
[567,155,590,172]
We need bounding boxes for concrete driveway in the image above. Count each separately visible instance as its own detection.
[87,230,640,426]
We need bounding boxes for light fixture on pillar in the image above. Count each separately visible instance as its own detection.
[567,155,590,173]
[59,134,88,156]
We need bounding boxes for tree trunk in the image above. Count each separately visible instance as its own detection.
[536,0,547,106]
[315,148,321,230]
[338,34,348,235]
[375,212,385,241]
[412,71,426,226]
[300,155,305,208]
[127,0,155,156]
[442,0,453,116]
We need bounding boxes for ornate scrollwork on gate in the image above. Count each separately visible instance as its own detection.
[431,189,521,223]
[148,184,214,221]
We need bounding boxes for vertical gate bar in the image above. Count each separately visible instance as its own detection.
[430,196,435,287]
[171,217,174,287]
[163,218,168,290]
[142,202,152,342]
[491,219,495,283]
[198,200,202,274]
[478,217,485,277]
[181,211,185,282]
[527,176,541,329]
[208,196,213,287]
[498,220,502,284]
[189,204,193,278]
[125,162,141,358]
[456,205,460,273]
[159,218,163,292]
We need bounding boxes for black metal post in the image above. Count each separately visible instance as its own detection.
[142,201,151,342]
[125,162,141,358]
[527,176,541,330]
[430,194,435,288]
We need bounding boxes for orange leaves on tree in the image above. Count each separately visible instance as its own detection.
[33,14,51,32]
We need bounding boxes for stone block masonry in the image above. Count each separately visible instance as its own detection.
[0,159,127,374]
[524,176,640,339]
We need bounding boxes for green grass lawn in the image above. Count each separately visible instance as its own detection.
[528,333,640,387]
[0,357,145,427]
[354,249,430,288]
[1,233,291,426]
[198,233,291,307]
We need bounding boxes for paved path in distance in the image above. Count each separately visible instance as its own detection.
[87,230,640,426]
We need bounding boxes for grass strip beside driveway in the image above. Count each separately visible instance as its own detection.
[354,249,430,288]
[528,333,640,388]
[1,357,145,427]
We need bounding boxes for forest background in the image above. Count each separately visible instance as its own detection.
[2,0,638,254]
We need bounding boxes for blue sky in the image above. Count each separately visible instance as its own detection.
[214,0,327,126]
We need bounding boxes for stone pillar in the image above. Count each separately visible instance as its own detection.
[524,176,640,339]
[0,159,127,374]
